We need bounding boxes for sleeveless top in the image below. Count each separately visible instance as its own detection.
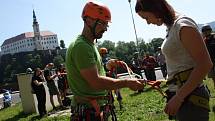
[161,14,200,80]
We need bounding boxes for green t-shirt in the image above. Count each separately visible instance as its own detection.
[65,35,107,101]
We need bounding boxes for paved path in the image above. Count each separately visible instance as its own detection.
[0,92,20,109]
[48,109,71,117]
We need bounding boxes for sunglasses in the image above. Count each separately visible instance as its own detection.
[97,21,109,28]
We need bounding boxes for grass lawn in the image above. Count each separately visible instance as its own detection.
[1,79,215,121]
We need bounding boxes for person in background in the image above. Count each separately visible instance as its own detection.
[57,64,69,100]
[157,47,167,79]
[99,47,123,110]
[31,68,47,118]
[65,1,145,120]
[44,63,65,110]
[201,25,215,89]
[135,0,212,121]
[131,52,143,79]
[142,53,157,81]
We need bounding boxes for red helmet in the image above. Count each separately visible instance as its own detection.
[82,1,111,22]
[99,47,108,54]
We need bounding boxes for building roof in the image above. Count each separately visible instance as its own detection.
[2,31,56,46]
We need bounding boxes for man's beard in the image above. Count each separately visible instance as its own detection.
[95,31,105,39]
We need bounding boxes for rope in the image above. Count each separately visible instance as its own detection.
[118,60,167,97]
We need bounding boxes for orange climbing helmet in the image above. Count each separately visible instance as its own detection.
[99,47,108,54]
[82,1,111,22]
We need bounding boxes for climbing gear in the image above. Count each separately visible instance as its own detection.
[128,0,139,52]
[106,59,134,78]
[188,94,209,110]
[166,68,193,87]
[166,87,210,110]
[71,94,117,121]
[106,59,167,97]
[165,68,210,120]
[82,1,111,22]
[82,1,111,41]
[105,59,127,111]
[146,80,167,98]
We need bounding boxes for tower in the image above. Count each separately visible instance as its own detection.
[32,9,40,37]
[32,10,42,50]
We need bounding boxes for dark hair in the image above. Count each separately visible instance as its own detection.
[135,0,175,26]
[33,68,40,77]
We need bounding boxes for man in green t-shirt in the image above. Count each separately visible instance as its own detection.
[65,1,145,121]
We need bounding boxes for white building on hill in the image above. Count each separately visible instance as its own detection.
[1,10,59,55]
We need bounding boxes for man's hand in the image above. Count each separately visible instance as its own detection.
[125,78,145,91]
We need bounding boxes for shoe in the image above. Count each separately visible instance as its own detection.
[60,105,67,110]
[53,106,58,111]
[138,89,144,93]
[213,106,215,112]
[39,114,45,118]
[119,105,123,110]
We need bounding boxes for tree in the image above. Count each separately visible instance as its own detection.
[53,55,64,68]
[4,64,12,81]
[60,40,66,49]
[115,41,132,63]
[31,54,42,69]
[150,38,164,51]
[136,38,147,55]
[97,40,116,58]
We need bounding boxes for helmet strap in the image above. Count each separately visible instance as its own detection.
[91,19,99,39]
[83,17,100,43]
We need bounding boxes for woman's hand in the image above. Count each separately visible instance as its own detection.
[164,94,184,116]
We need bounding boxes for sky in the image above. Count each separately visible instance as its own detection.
[0,0,215,48]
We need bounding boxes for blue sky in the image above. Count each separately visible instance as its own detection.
[0,0,215,48]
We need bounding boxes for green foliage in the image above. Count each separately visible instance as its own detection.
[115,87,167,121]
[0,50,66,82]
[97,38,164,64]
[98,40,116,58]
[115,41,131,63]
[53,55,64,68]
[0,37,162,83]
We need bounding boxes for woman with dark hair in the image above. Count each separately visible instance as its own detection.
[57,64,68,100]
[135,0,212,121]
[31,68,47,117]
